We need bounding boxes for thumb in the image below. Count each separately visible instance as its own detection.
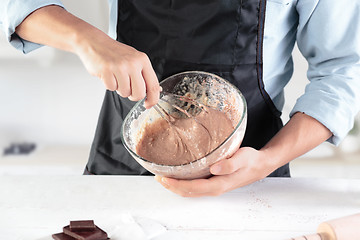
[209,154,240,176]
[210,147,255,175]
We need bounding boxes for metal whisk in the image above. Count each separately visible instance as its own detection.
[152,92,213,160]
[153,92,209,124]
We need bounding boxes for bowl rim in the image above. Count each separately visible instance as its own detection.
[120,71,247,167]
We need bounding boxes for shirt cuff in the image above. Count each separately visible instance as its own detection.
[107,0,118,40]
[1,0,64,53]
[290,75,360,146]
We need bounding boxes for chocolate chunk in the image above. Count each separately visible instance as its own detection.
[70,220,96,231]
[52,233,76,240]
[63,225,108,240]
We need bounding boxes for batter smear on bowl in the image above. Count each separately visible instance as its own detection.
[136,107,234,165]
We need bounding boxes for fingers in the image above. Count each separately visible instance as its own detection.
[128,70,146,101]
[142,61,161,109]
[101,70,117,91]
[113,52,160,106]
[154,147,271,198]
[210,147,255,175]
[77,35,160,103]
[114,70,131,98]
[210,156,242,176]
[155,174,259,198]
[210,158,242,176]
[154,175,230,197]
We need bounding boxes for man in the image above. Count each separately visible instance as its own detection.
[1,0,359,197]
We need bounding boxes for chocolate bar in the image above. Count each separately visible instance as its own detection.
[52,233,76,240]
[63,225,108,240]
[52,220,108,240]
[70,220,96,231]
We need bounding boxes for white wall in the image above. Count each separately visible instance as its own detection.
[0,0,109,147]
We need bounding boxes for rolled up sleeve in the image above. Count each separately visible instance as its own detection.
[0,0,64,53]
[291,0,360,145]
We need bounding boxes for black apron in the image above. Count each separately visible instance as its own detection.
[85,0,290,177]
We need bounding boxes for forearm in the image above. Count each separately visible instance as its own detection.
[262,112,332,168]
[15,5,107,54]
[15,5,161,107]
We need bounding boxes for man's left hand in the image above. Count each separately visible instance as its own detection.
[154,147,276,197]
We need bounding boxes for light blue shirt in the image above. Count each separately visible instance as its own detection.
[1,0,360,145]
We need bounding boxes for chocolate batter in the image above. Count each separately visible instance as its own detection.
[136,108,234,165]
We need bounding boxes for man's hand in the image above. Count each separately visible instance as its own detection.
[155,147,276,197]
[75,35,160,109]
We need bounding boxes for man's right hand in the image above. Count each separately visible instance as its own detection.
[74,31,160,109]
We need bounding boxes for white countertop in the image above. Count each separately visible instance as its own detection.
[0,176,359,240]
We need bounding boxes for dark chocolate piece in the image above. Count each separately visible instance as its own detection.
[52,233,76,240]
[63,225,108,240]
[70,220,96,231]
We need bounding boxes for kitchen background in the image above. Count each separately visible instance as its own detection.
[1,0,359,177]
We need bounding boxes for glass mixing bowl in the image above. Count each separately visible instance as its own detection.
[121,71,247,179]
